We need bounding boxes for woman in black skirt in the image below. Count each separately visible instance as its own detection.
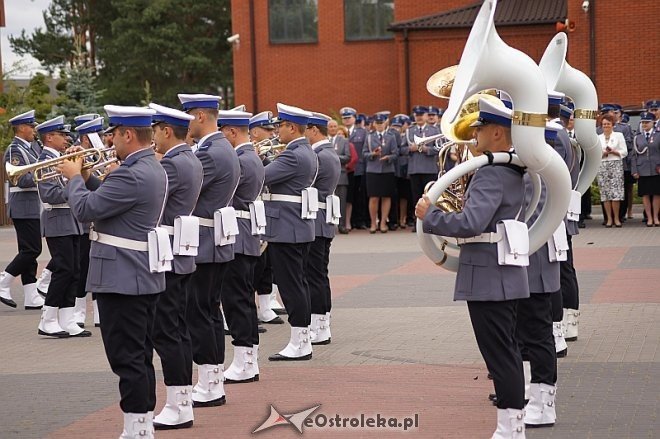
[631,112,660,226]
[364,115,398,233]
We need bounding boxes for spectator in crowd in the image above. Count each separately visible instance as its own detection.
[597,114,627,228]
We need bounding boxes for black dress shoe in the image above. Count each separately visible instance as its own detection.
[154,420,193,430]
[557,348,567,358]
[273,308,287,315]
[70,329,92,337]
[37,329,70,338]
[0,297,17,308]
[488,393,497,401]
[261,316,284,324]
[311,338,331,346]
[578,221,586,229]
[24,305,42,310]
[338,226,349,234]
[224,376,256,385]
[565,335,577,342]
[388,224,398,231]
[268,352,312,361]
[192,395,226,408]
[258,325,267,333]
[94,323,101,328]
[77,322,85,328]
[487,373,493,380]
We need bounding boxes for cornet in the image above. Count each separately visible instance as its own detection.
[5,148,117,185]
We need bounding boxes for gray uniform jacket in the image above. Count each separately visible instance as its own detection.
[313,141,341,239]
[160,143,204,274]
[263,137,316,243]
[364,131,397,174]
[37,147,84,238]
[387,127,404,178]
[556,130,579,236]
[631,131,660,177]
[349,126,368,176]
[331,136,350,186]
[65,148,167,295]
[402,124,440,175]
[422,164,529,302]
[4,137,41,219]
[233,143,265,257]
[193,132,241,264]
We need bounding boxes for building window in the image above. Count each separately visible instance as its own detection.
[344,0,394,41]
[269,0,318,44]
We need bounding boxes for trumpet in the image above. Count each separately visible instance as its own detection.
[257,143,287,157]
[5,148,117,185]
[253,136,280,149]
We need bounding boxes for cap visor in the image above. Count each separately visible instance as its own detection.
[104,125,118,134]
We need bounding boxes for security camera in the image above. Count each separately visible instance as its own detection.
[581,1,589,12]
[227,34,240,45]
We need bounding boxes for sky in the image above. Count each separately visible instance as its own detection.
[2,0,51,79]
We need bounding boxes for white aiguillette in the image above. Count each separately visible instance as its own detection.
[249,200,267,235]
[173,215,199,256]
[301,187,319,219]
[326,194,341,225]
[548,221,569,262]
[214,206,239,246]
[496,220,530,267]
[148,227,173,273]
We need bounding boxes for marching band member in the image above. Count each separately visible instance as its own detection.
[403,106,440,232]
[415,99,528,438]
[0,110,45,310]
[217,109,265,383]
[263,103,316,361]
[57,105,165,438]
[148,103,203,430]
[304,112,340,345]
[249,111,286,324]
[178,93,240,407]
[35,116,89,338]
[71,116,106,328]
[632,112,660,226]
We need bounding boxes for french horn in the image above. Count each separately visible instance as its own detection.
[417,0,572,271]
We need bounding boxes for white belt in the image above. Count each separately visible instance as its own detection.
[318,202,326,209]
[261,193,302,204]
[90,230,148,252]
[235,210,251,219]
[9,187,38,193]
[456,232,502,245]
[161,225,175,235]
[43,203,69,209]
[198,218,214,227]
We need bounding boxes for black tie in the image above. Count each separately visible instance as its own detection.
[646,133,651,143]
[378,133,383,144]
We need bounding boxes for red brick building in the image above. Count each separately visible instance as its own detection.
[230,0,659,116]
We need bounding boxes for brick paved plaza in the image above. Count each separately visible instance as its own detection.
[0,211,658,438]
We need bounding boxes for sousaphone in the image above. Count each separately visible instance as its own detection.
[417,0,572,271]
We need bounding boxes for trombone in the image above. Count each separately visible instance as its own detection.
[5,148,117,185]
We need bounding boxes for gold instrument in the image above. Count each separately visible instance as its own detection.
[5,148,117,185]
[255,137,286,158]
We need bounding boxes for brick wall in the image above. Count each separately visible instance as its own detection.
[231,0,658,116]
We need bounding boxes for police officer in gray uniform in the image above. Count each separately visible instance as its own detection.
[415,98,528,437]
[263,103,316,361]
[305,112,340,345]
[0,110,45,310]
[341,107,368,229]
[147,103,203,430]
[365,113,398,233]
[632,111,660,226]
[58,105,166,438]
[35,116,89,339]
[328,119,351,234]
[216,109,265,383]
[403,106,440,231]
[178,93,240,407]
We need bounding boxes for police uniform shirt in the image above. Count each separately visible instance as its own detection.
[422,164,529,301]
[37,146,84,238]
[632,129,660,177]
[364,131,398,174]
[232,142,265,256]
[312,140,341,239]
[160,143,204,274]
[192,131,241,264]
[4,136,41,219]
[263,137,316,243]
[65,148,167,295]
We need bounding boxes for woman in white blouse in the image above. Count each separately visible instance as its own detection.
[597,114,628,227]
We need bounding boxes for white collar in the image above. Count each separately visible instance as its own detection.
[197,131,218,147]
[14,136,31,148]
[311,139,330,150]
[124,147,151,161]
[236,142,251,150]
[163,142,188,158]
[43,146,61,157]
[287,136,307,146]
